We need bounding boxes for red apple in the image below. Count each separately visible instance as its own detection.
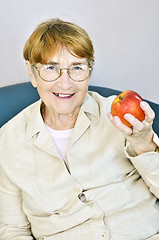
[111,90,145,127]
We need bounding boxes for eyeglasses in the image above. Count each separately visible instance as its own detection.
[33,63,92,82]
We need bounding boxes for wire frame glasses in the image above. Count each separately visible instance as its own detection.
[34,63,92,82]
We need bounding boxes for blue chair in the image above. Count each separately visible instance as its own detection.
[0,82,159,136]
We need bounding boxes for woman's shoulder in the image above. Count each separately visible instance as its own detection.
[87,91,116,113]
[0,100,41,135]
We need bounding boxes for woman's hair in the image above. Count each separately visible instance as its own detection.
[23,18,94,67]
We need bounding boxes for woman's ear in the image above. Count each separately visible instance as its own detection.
[25,61,37,88]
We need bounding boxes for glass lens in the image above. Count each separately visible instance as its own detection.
[69,64,90,81]
[38,64,91,82]
[39,65,60,81]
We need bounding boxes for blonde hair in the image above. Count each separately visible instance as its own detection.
[23,18,94,67]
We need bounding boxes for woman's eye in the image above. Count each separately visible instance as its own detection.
[73,65,82,70]
[46,65,56,70]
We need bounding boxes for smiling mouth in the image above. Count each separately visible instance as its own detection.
[53,93,75,98]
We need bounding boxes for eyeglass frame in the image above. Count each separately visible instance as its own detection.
[32,62,92,82]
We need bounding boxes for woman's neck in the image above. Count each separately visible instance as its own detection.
[41,103,79,130]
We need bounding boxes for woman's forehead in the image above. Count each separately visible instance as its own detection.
[46,48,87,65]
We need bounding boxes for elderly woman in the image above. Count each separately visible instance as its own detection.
[0,18,159,240]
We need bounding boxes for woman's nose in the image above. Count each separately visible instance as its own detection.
[57,70,73,89]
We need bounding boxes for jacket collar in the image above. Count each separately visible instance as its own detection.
[81,92,99,119]
[26,99,44,141]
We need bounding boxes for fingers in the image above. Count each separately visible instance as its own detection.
[124,101,155,128]
[140,101,155,123]
[108,101,155,140]
[108,112,132,135]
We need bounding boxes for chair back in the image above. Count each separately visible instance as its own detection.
[0,82,158,136]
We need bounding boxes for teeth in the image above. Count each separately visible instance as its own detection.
[59,94,71,98]
[55,93,73,98]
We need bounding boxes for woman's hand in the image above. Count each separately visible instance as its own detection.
[108,101,157,155]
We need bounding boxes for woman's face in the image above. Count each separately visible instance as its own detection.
[27,48,90,118]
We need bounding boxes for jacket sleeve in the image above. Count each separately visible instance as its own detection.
[0,166,34,239]
[125,133,159,199]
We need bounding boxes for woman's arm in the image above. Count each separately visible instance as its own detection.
[126,144,159,198]
[0,166,34,239]
[108,101,159,198]
[108,101,157,155]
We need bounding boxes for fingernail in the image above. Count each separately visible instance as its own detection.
[124,113,131,120]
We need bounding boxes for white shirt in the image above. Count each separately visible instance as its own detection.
[46,125,73,166]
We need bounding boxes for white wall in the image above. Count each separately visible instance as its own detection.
[0,0,159,103]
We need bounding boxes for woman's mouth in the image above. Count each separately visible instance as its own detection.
[53,92,75,99]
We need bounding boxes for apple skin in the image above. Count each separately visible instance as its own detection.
[111,90,145,127]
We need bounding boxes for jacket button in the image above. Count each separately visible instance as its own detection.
[78,193,86,202]
[102,230,109,239]
[74,186,81,192]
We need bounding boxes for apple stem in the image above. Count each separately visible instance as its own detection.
[119,96,123,100]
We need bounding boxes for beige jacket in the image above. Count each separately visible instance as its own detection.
[0,92,159,240]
